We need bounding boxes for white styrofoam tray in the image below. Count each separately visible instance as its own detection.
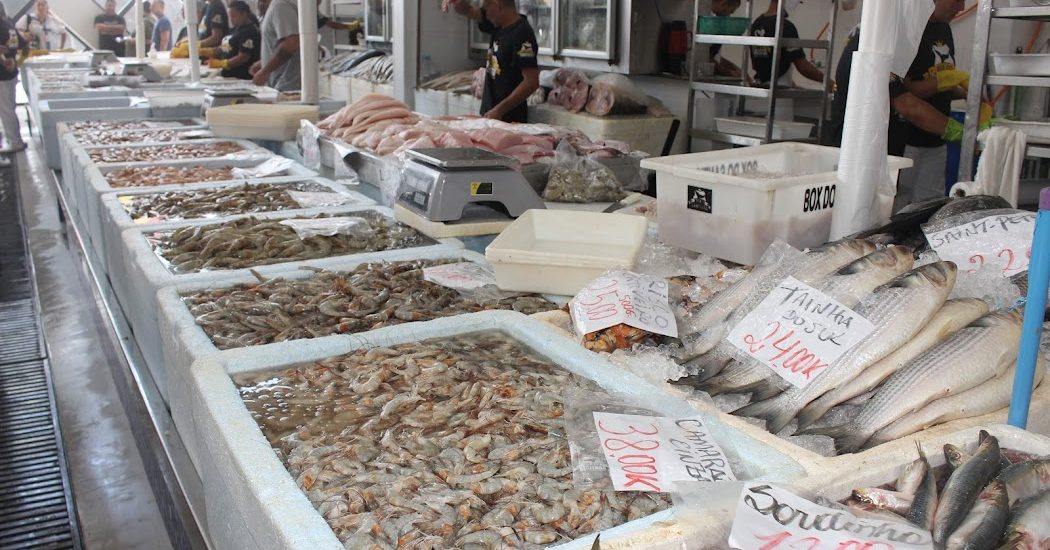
[38,95,153,169]
[116,205,462,403]
[989,53,1050,76]
[486,209,649,295]
[159,248,487,472]
[714,116,814,140]
[96,176,372,281]
[186,310,807,550]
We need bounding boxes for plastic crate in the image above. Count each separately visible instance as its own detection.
[697,15,750,35]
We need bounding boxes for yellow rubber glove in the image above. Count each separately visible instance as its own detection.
[199,47,216,59]
[207,58,228,69]
[170,42,189,58]
[936,68,969,92]
[979,102,993,127]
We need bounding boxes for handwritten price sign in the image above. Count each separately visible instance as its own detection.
[593,412,736,492]
[729,484,933,550]
[727,277,873,389]
[422,262,498,290]
[924,212,1035,277]
[571,271,678,339]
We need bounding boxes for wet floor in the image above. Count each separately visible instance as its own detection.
[13,122,174,550]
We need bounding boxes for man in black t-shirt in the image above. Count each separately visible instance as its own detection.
[748,0,823,86]
[709,0,742,78]
[451,0,539,123]
[895,0,966,210]
[94,0,126,55]
[208,0,259,80]
[198,0,230,49]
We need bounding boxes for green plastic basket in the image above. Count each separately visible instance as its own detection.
[697,16,750,35]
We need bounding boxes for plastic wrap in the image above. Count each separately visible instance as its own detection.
[543,140,628,203]
[585,73,650,117]
[278,217,371,239]
[286,190,360,208]
[299,120,323,170]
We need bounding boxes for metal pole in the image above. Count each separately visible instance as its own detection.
[1008,187,1050,428]
[135,0,145,58]
[299,0,319,103]
[959,0,993,182]
[186,0,200,82]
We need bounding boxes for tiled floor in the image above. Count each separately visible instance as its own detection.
[13,124,174,550]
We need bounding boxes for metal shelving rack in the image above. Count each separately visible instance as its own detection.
[961,1,1050,179]
[685,0,838,149]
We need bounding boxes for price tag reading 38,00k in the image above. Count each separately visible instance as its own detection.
[727,277,874,389]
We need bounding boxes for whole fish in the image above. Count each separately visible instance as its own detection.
[734,262,957,435]
[927,194,1013,225]
[932,433,1002,544]
[944,479,1009,550]
[810,308,1023,454]
[700,360,786,397]
[796,298,989,430]
[867,360,1045,447]
[812,245,915,308]
[908,444,938,531]
[945,444,973,471]
[851,487,913,515]
[999,491,1050,550]
[896,452,930,496]
[997,459,1050,508]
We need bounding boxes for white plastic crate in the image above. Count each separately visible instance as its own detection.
[989,53,1050,76]
[116,206,462,403]
[642,143,912,265]
[529,103,677,156]
[207,103,320,141]
[186,311,807,550]
[413,88,449,117]
[38,96,152,169]
[714,116,814,141]
[158,249,487,471]
[486,209,648,295]
[97,176,371,281]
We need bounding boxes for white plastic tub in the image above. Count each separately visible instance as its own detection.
[186,311,807,550]
[530,103,678,156]
[206,103,320,141]
[116,206,462,403]
[485,209,648,295]
[989,53,1050,76]
[714,116,814,140]
[642,142,912,265]
[157,249,487,471]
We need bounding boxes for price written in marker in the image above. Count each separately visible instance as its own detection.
[592,412,735,492]
[727,277,874,389]
[728,484,933,550]
[924,212,1035,277]
[571,271,678,339]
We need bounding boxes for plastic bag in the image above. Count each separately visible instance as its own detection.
[543,140,627,203]
[286,190,360,208]
[585,73,650,116]
[279,216,371,239]
[298,119,322,170]
[230,156,296,179]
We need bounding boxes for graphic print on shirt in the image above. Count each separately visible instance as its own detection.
[752,26,771,61]
[487,41,502,77]
[924,41,955,79]
[220,35,232,54]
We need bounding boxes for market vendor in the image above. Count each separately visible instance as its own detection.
[197,0,230,50]
[710,0,742,79]
[748,0,824,87]
[450,0,540,123]
[94,0,126,56]
[208,1,259,80]
[251,0,301,91]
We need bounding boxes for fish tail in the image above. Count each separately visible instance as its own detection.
[796,398,834,431]
[800,423,868,454]
[733,394,796,434]
[749,380,786,402]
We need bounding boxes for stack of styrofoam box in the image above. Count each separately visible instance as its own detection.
[117,205,463,403]
[38,96,154,170]
[350,77,375,101]
[70,139,272,258]
[158,249,487,470]
[413,88,449,117]
[318,71,332,98]
[529,103,678,157]
[329,74,353,103]
[447,92,481,117]
[185,311,808,550]
[96,176,368,280]
[373,82,394,97]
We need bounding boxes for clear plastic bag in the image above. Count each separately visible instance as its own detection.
[298,119,322,170]
[286,190,360,208]
[543,140,627,203]
[278,216,371,239]
[231,156,296,179]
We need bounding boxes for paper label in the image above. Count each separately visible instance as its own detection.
[423,262,498,290]
[570,271,678,339]
[924,212,1035,277]
[728,483,933,550]
[286,190,360,208]
[279,217,369,239]
[592,412,736,492]
[230,156,295,179]
[727,277,874,389]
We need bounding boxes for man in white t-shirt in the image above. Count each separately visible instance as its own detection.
[251,0,301,91]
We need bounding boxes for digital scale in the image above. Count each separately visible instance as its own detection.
[88,50,119,67]
[119,62,164,82]
[201,88,262,115]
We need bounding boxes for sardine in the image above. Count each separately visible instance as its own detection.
[945,444,972,472]
[896,452,930,496]
[796,298,989,430]
[932,432,1002,544]
[734,261,957,435]
[999,491,1050,550]
[944,479,1009,550]
[812,308,1023,453]
[997,459,1050,509]
[908,444,938,531]
[851,487,913,516]
[867,360,1045,447]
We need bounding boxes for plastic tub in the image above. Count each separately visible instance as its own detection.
[529,103,677,156]
[641,142,912,265]
[989,53,1050,76]
[485,209,648,295]
[207,103,320,141]
[697,16,750,35]
[714,116,814,140]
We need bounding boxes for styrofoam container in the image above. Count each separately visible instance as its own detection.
[329,74,353,103]
[989,53,1050,76]
[206,103,320,141]
[413,88,449,117]
[642,143,913,265]
[116,206,461,403]
[97,176,371,280]
[38,96,153,169]
[349,77,375,101]
[997,119,1050,143]
[714,116,814,140]
[486,209,648,295]
[374,82,394,97]
[186,311,807,550]
[72,138,273,258]
[447,91,481,117]
[159,248,487,470]
[529,103,678,156]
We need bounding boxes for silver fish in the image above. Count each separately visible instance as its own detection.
[932,433,1002,544]
[908,444,938,531]
[997,458,1050,509]
[851,487,913,516]
[868,360,1045,447]
[944,479,1009,550]
[896,452,930,497]
[797,298,989,430]
[814,307,1023,454]
[945,443,973,472]
[999,491,1050,550]
[735,261,957,435]
[812,245,915,308]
